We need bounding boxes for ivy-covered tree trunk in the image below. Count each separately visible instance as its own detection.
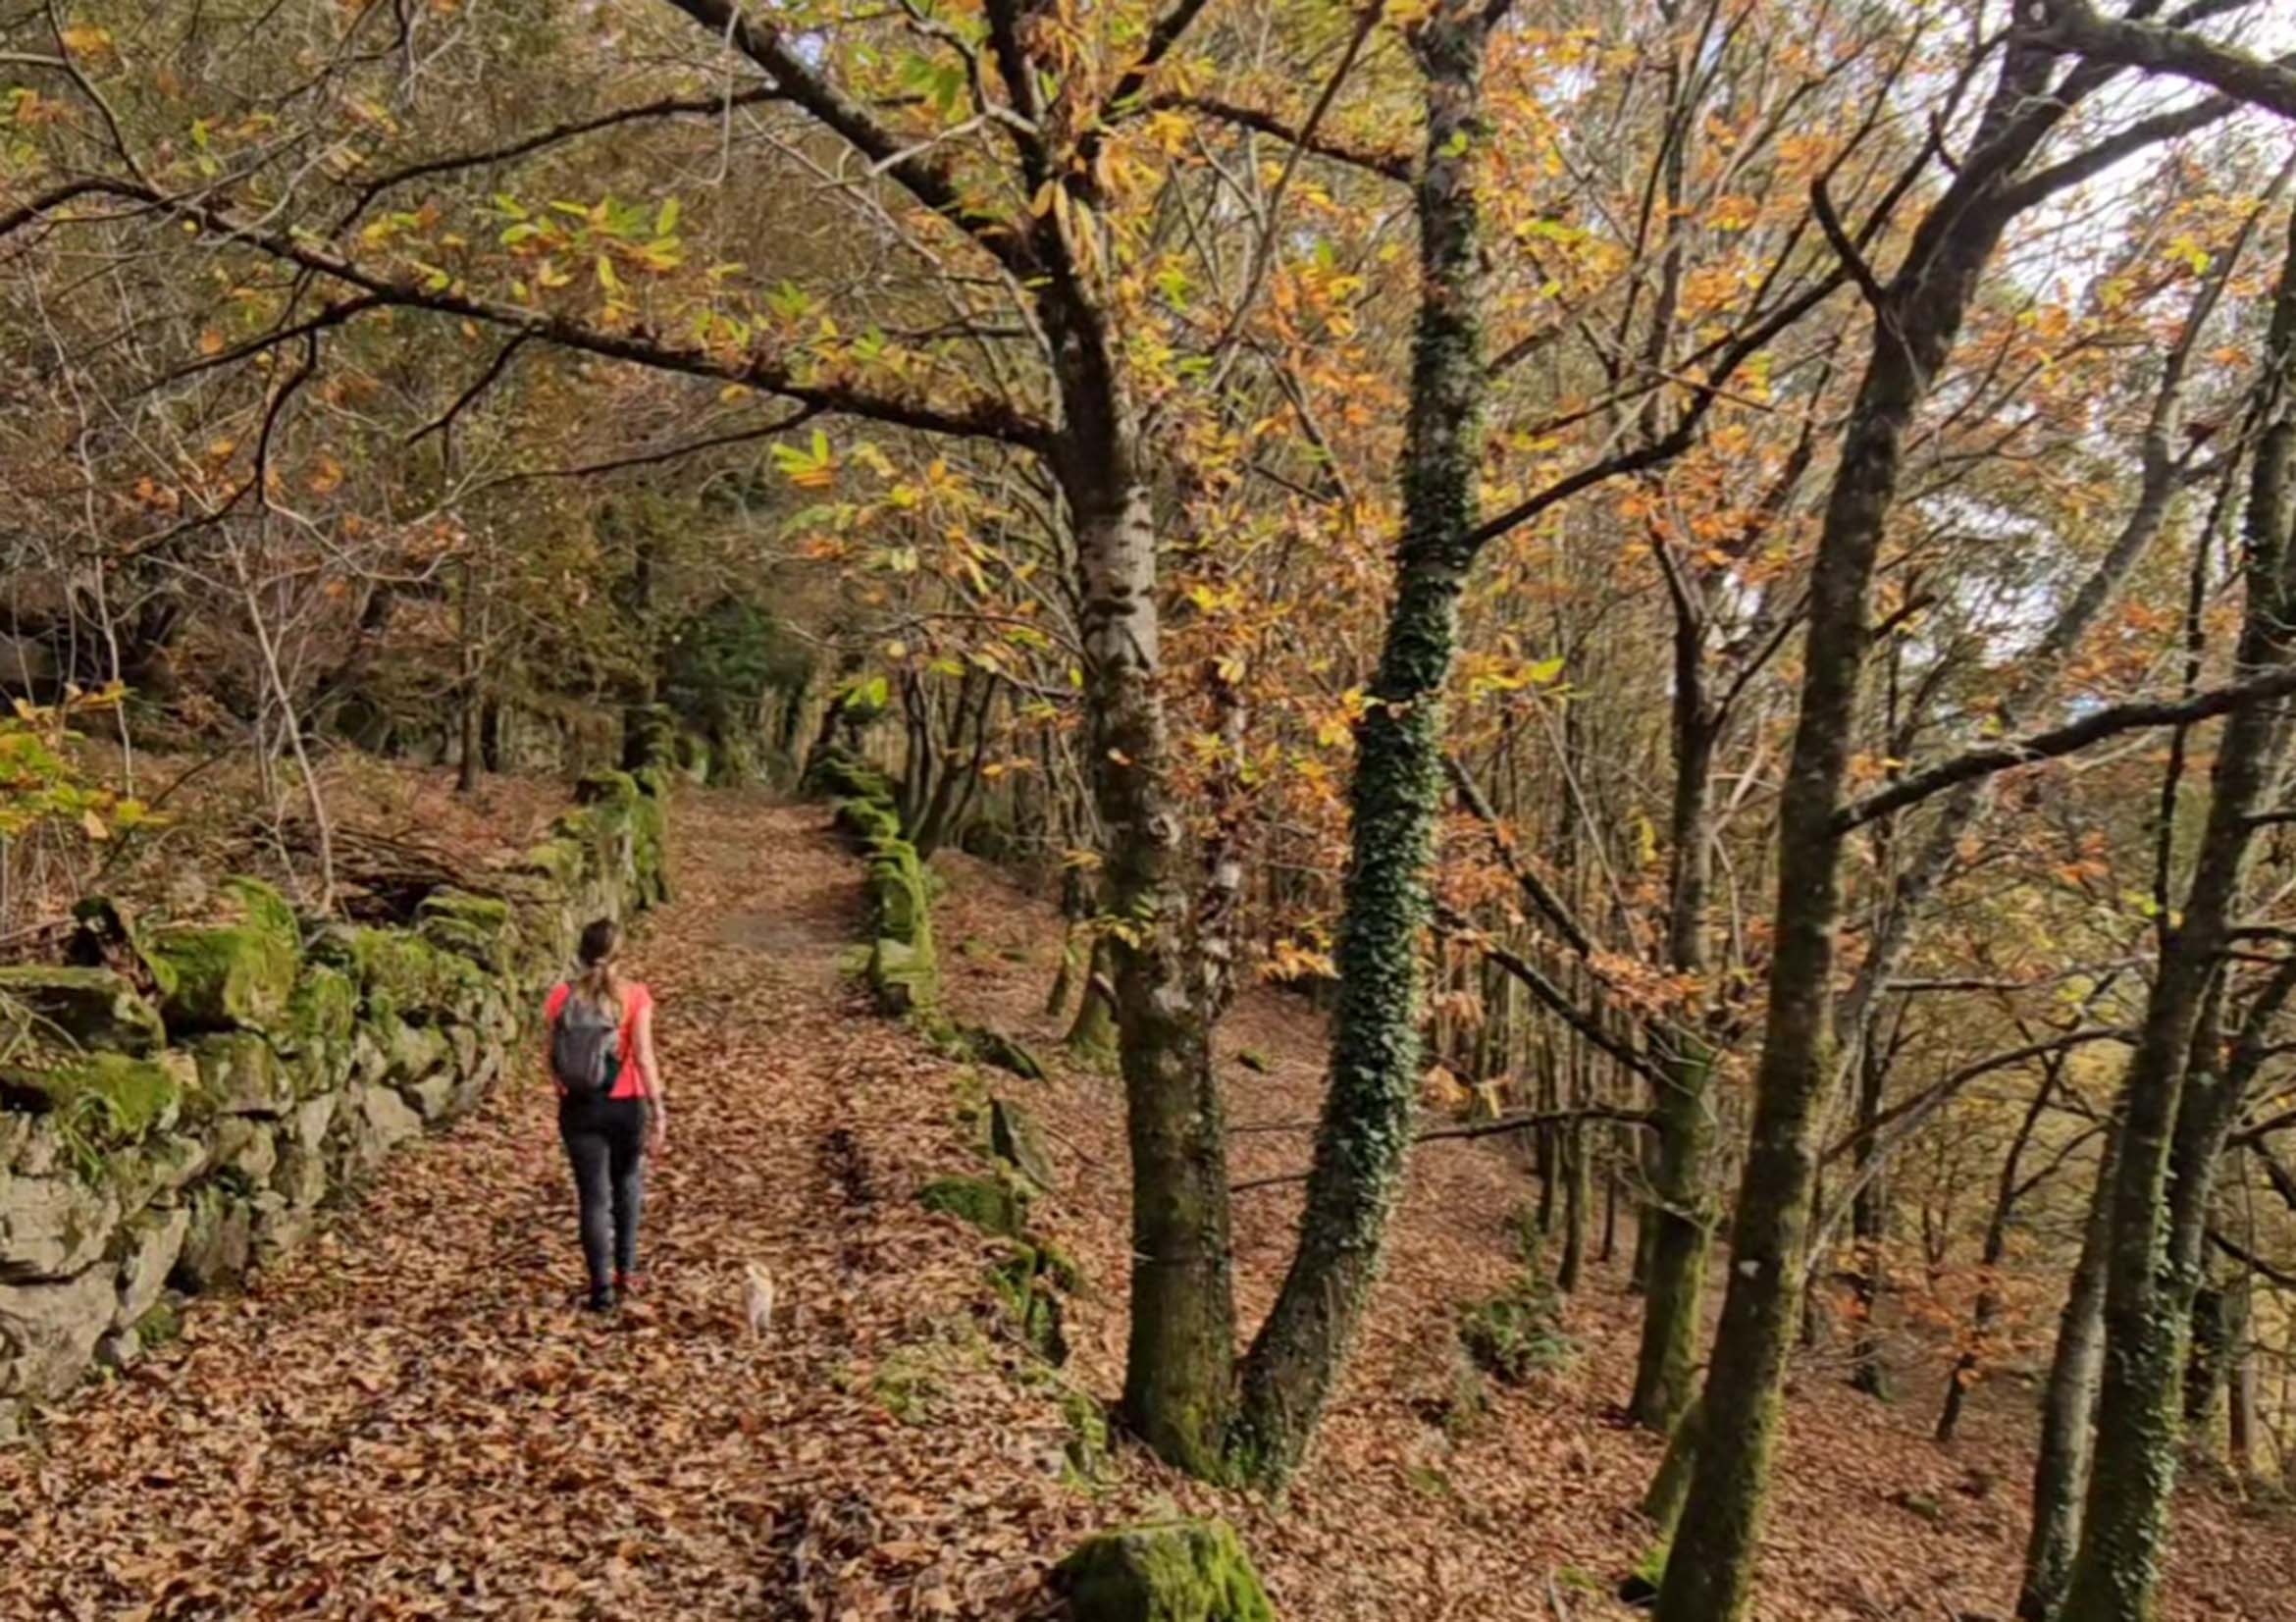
[1652,52,2047,1618]
[1229,0,1495,1485]
[2061,209,2296,1622]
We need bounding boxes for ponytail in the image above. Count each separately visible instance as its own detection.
[575,917,623,1019]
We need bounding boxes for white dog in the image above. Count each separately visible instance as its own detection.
[743,1261,776,1337]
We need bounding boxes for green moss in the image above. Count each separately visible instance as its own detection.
[134,1298,183,1349]
[0,1049,187,1147]
[415,889,518,972]
[989,1244,1070,1364]
[834,796,902,844]
[150,882,302,1034]
[1054,1520,1276,1622]
[285,966,357,1049]
[1458,1272,1574,1386]
[518,837,588,889]
[868,935,938,1015]
[0,966,167,1056]
[188,1031,293,1117]
[1062,1388,1113,1484]
[864,839,930,938]
[339,927,481,1022]
[574,768,643,809]
[805,747,898,811]
[918,1173,1027,1237]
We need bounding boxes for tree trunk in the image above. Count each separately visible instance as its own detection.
[1849,1029,1891,1399]
[2226,1273,2258,1480]
[2018,1122,2117,1622]
[1652,59,2039,1616]
[1229,0,1494,1486]
[2183,1282,2228,1438]
[2061,208,2296,1622]
[1631,1037,1713,1428]
[1559,1113,1589,1293]
[1631,582,1720,1430]
[1069,473,1238,1478]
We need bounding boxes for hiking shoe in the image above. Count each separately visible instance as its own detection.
[583,1285,617,1314]
[615,1270,647,1297]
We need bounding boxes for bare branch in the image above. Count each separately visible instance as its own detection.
[1836,663,2296,833]
[2020,0,2296,122]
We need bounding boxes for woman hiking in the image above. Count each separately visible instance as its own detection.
[545,918,666,1312]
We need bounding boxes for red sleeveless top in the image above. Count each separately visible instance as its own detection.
[543,981,654,1101]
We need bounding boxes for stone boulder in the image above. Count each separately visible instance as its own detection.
[112,1206,189,1330]
[0,1171,118,1282]
[0,966,165,1055]
[149,877,301,1032]
[1054,1520,1276,1622]
[917,1174,1027,1238]
[989,1098,1058,1190]
[0,1050,189,1147]
[173,1184,253,1293]
[0,1269,117,1399]
[189,1032,293,1118]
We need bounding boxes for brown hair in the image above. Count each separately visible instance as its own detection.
[576,917,622,1016]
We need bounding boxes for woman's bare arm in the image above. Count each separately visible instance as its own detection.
[636,998,666,1151]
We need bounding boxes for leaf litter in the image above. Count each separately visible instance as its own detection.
[1,791,2289,1620]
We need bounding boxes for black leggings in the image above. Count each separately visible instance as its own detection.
[559,1096,649,1290]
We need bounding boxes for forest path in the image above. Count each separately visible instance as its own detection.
[6,790,2289,1622]
[0,792,1043,1620]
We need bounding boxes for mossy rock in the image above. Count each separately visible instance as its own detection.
[0,1050,189,1148]
[67,897,178,1002]
[188,1032,294,1118]
[574,767,643,809]
[415,889,518,973]
[132,1297,183,1351]
[0,967,167,1056]
[1062,1387,1112,1482]
[869,936,938,1015]
[863,839,930,940]
[149,879,301,1033]
[334,927,481,1023]
[172,1182,254,1293]
[284,965,357,1051]
[989,1097,1058,1190]
[965,1026,1047,1081]
[806,747,898,811]
[1054,1520,1276,1622]
[988,1245,1069,1363]
[917,1173,1026,1238]
[517,836,589,890]
[1458,1273,1574,1386]
[834,796,902,845]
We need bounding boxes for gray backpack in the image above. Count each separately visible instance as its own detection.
[550,989,622,1097]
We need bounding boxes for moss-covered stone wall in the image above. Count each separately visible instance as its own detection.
[0,768,670,1440]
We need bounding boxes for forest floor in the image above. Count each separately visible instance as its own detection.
[4,785,2292,1620]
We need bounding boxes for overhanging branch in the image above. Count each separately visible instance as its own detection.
[1836,663,2296,833]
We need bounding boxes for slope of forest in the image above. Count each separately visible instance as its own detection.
[15,2,2296,1619]
[5,779,2285,1620]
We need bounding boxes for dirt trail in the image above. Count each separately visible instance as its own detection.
[6,790,2291,1622]
[0,795,1058,1620]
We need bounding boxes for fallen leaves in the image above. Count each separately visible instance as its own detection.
[2,792,2286,1620]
